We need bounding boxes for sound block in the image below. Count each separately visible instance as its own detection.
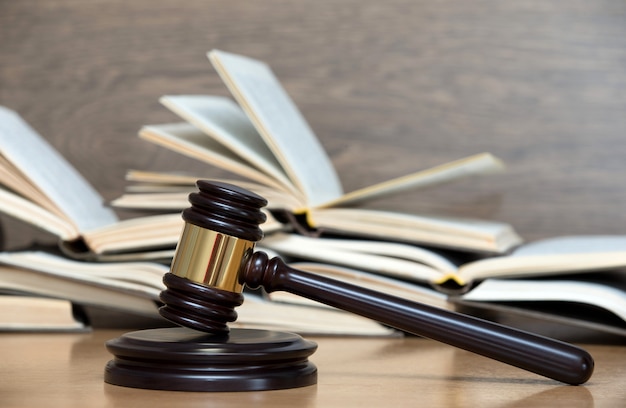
[104,327,318,392]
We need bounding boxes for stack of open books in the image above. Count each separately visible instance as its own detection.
[1,51,625,339]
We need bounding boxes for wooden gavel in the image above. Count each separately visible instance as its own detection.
[158,180,594,385]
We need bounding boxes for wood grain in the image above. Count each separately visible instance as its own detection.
[1,0,626,248]
[1,329,625,407]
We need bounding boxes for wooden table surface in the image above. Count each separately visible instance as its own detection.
[0,329,624,407]
[1,0,626,248]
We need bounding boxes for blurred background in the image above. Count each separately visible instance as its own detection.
[1,0,625,249]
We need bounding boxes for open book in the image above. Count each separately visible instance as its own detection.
[0,250,396,336]
[2,233,624,338]
[258,235,626,339]
[259,234,626,287]
[112,50,522,254]
[0,106,194,260]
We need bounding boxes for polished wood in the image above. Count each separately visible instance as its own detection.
[104,327,317,392]
[157,180,592,384]
[1,1,626,249]
[242,255,594,385]
[0,329,623,407]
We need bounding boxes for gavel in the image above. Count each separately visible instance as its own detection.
[105,180,593,392]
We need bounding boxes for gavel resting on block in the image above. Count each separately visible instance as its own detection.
[104,180,594,391]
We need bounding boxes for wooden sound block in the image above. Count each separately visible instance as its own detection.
[104,327,318,392]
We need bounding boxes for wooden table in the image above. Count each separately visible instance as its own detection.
[1,330,624,407]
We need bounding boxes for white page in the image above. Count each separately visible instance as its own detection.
[0,106,118,232]
[139,122,293,193]
[308,207,522,253]
[310,207,518,240]
[0,187,77,239]
[321,153,504,208]
[262,233,444,283]
[461,279,626,323]
[159,95,298,196]
[511,235,626,256]
[262,233,458,273]
[208,50,343,207]
[452,235,626,284]
[0,251,168,290]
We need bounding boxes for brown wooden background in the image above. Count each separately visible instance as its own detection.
[1,0,625,250]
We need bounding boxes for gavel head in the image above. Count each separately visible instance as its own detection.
[158,180,268,334]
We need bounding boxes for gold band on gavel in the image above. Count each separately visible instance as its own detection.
[169,222,256,293]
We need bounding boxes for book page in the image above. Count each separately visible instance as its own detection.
[208,50,343,207]
[270,262,451,311]
[460,279,626,324]
[110,191,191,211]
[0,187,78,240]
[0,251,168,290]
[139,122,296,196]
[0,156,67,218]
[112,172,305,212]
[268,235,459,273]
[0,106,118,232]
[82,213,184,254]
[125,170,199,185]
[0,265,160,317]
[159,95,300,198]
[308,207,523,253]
[510,235,626,256]
[452,235,626,285]
[320,153,504,208]
[261,232,445,283]
[82,209,288,256]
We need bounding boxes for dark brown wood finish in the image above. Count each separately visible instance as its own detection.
[157,261,595,385]
[150,180,593,385]
[105,327,318,392]
[1,1,626,248]
[240,252,593,385]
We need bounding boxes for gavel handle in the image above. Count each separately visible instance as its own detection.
[244,253,594,385]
